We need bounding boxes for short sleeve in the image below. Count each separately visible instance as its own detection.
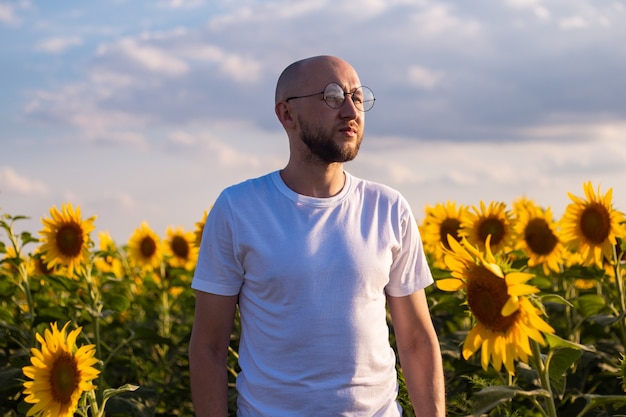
[192,191,244,296]
[385,198,433,297]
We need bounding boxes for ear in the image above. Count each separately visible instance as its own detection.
[275,102,296,128]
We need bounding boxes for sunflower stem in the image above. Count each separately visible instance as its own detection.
[76,391,90,417]
[18,261,36,338]
[531,339,557,417]
[86,388,102,417]
[529,397,550,417]
[612,243,626,348]
[1,216,36,338]
[85,262,105,411]
[158,261,172,338]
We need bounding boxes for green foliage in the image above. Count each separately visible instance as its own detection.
[428,236,626,417]
[0,213,195,416]
[1,210,626,417]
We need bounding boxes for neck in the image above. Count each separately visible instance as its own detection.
[280,162,346,198]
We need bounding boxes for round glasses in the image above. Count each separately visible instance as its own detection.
[285,82,376,112]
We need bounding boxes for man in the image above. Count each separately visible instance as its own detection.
[189,55,445,416]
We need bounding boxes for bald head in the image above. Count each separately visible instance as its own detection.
[274,55,358,104]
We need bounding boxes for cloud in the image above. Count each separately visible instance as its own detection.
[166,129,272,169]
[559,15,588,30]
[89,129,150,149]
[35,36,83,53]
[0,167,49,196]
[208,1,324,29]
[409,3,482,37]
[350,135,626,221]
[0,2,22,26]
[157,0,204,9]
[178,44,264,83]
[23,82,151,132]
[11,1,626,149]
[102,37,189,76]
[519,119,626,142]
[408,65,445,90]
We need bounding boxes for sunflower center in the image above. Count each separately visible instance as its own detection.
[580,203,611,244]
[477,217,505,246]
[466,266,518,332]
[140,237,157,259]
[439,218,461,250]
[171,236,189,259]
[524,218,558,256]
[49,352,80,405]
[56,224,85,257]
[37,257,54,275]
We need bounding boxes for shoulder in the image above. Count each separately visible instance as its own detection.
[348,173,408,206]
[217,171,277,202]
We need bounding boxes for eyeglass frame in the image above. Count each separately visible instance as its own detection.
[285,82,376,112]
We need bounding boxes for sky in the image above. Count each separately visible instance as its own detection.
[1,0,625,244]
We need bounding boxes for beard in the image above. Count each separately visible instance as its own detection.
[298,116,362,163]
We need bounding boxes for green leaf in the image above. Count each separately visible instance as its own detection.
[530,276,553,290]
[541,293,574,307]
[105,394,154,417]
[42,273,81,292]
[579,394,626,416]
[575,294,606,317]
[547,348,582,395]
[20,231,39,245]
[103,384,140,402]
[0,367,24,392]
[548,348,581,380]
[103,293,131,312]
[34,307,70,324]
[544,333,595,352]
[0,276,18,297]
[588,313,624,327]
[472,385,550,416]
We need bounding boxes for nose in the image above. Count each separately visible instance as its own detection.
[339,93,359,119]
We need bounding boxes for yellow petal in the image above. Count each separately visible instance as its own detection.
[484,262,503,278]
[501,296,520,317]
[508,284,540,296]
[436,278,465,292]
[505,272,534,285]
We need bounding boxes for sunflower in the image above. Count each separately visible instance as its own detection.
[164,226,198,271]
[194,209,211,248]
[420,201,468,268]
[460,201,515,255]
[127,222,163,270]
[28,248,56,277]
[512,198,565,275]
[560,181,626,268]
[437,236,555,374]
[1,245,22,275]
[94,231,123,278]
[39,203,96,277]
[22,322,100,417]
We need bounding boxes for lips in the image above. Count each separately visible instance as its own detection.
[339,124,358,136]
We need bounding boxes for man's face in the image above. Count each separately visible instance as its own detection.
[297,112,363,163]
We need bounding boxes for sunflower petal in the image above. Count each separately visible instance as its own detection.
[22,322,100,417]
[508,284,540,296]
[436,278,465,292]
[501,296,520,317]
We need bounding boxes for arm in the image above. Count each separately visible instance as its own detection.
[189,290,239,417]
[387,289,445,417]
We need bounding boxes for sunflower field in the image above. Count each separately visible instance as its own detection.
[1,181,626,417]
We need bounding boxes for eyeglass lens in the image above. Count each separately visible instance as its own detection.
[323,83,375,112]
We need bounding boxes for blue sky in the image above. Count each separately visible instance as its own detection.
[1,0,625,244]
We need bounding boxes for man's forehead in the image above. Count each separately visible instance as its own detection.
[303,69,361,90]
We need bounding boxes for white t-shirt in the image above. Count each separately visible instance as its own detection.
[192,171,433,416]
